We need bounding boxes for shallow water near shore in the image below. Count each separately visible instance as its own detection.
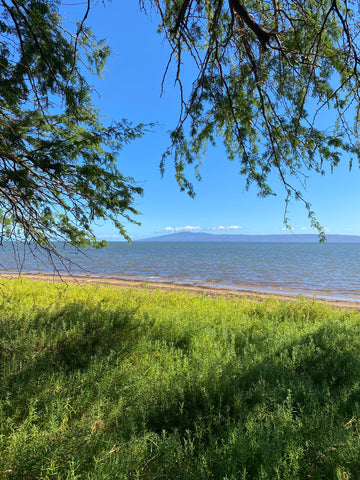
[1,241,359,302]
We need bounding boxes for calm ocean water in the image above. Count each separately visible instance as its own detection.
[1,241,359,301]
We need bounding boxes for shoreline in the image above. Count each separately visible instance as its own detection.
[1,272,360,311]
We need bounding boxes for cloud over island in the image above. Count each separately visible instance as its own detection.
[157,225,243,233]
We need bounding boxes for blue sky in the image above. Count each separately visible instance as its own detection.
[71,1,360,239]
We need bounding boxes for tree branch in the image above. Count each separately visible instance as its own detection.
[228,0,272,49]
[171,0,192,36]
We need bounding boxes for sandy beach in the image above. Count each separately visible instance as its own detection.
[1,272,359,311]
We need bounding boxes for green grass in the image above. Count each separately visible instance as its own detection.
[1,279,360,479]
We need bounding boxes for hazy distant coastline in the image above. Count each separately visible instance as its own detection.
[139,232,360,243]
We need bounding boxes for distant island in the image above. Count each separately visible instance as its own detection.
[139,232,360,243]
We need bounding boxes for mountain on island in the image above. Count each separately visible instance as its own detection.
[140,232,360,243]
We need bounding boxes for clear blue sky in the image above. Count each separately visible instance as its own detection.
[70,1,360,240]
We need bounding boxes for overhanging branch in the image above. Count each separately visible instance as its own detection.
[171,0,192,36]
[228,0,272,49]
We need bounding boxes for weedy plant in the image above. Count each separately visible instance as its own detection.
[0,279,360,479]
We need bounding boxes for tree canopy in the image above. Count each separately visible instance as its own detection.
[145,0,360,238]
[0,0,146,262]
[1,0,360,256]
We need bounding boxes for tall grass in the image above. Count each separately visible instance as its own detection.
[1,279,360,479]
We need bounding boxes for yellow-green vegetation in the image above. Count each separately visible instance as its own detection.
[1,279,360,479]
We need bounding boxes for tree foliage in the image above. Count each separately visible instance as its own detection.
[145,0,360,236]
[1,0,359,256]
[0,0,145,260]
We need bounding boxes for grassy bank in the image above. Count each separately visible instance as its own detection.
[1,279,360,479]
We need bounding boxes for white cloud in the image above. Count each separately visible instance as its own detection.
[162,226,202,233]
[97,234,124,239]
[157,225,243,233]
[210,225,243,231]
[309,226,329,232]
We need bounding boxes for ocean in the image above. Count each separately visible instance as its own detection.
[1,241,359,301]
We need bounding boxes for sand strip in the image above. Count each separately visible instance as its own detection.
[0,272,359,311]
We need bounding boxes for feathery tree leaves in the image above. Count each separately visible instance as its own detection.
[0,0,145,261]
[145,0,360,237]
[1,0,359,255]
